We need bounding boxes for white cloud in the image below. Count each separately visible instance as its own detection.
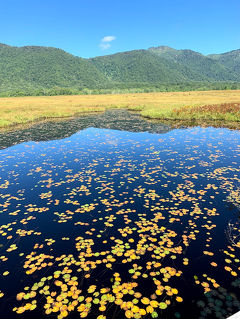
[102,36,116,43]
[99,43,111,50]
[99,35,116,50]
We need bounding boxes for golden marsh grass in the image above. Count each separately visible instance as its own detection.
[0,90,240,129]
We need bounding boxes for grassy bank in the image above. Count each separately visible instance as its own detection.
[0,90,240,129]
[140,102,240,122]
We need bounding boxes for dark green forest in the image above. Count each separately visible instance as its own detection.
[0,43,240,96]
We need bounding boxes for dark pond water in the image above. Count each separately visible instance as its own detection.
[0,110,240,319]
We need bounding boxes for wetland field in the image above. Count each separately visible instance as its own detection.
[1,90,240,128]
[0,106,240,319]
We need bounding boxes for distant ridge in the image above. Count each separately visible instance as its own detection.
[0,43,240,94]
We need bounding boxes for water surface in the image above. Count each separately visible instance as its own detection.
[0,110,240,319]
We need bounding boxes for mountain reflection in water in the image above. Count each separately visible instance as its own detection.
[0,110,172,149]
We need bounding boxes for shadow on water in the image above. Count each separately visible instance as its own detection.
[0,109,173,149]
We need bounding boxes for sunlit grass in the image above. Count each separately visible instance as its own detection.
[0,90,240,128]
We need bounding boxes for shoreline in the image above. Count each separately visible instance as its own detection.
[1,109,240,133]
[0,90,240,131]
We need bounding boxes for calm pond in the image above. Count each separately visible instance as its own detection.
[0,110,240,319]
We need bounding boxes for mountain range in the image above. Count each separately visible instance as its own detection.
[0,43,239,94]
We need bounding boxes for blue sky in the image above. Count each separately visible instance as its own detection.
[0,0,239,58]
